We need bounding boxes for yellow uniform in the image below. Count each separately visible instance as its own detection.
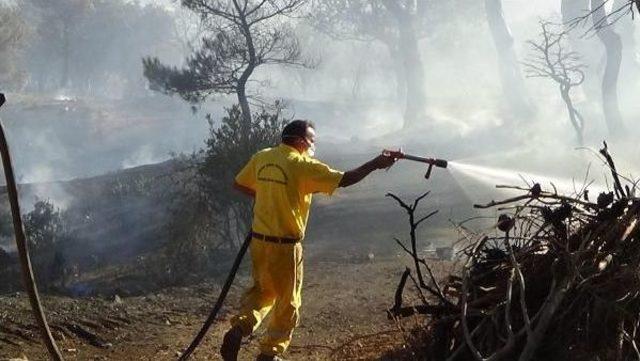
[232,143,343,356]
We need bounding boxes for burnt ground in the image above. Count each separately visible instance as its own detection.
[0,257,452,361]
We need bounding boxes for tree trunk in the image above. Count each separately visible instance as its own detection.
[396,19,427,129]
[561,0,600,101]
[613,0,639,110]
[613,0,638,62]
[484,0,533,117]
[61,22,70,89]
[561,86,584,146]
[382,3,428,129]
[384,41,407,102]
[591,0,626,136]
[236,82,252,128]
[237,11,255,137]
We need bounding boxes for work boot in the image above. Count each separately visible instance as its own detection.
[220,326,244,361]
[256,354,286,361]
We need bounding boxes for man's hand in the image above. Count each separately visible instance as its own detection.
[371,154,397,169]
[338,151,398,188]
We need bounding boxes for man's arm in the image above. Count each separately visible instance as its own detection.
[338,154,396,188]
[233,181,256,197]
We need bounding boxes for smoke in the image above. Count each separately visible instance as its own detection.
[121,144,167,169]
[1,0,639,269]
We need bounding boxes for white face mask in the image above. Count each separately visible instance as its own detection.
[306,142,316,157]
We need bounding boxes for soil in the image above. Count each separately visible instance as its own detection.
[0,257,450,361]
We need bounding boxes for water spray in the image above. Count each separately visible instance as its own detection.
[383,149,448,179]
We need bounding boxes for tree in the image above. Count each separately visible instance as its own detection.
[24,0,175,95]
[484,0,534,116]
[590,0,640,26]
[591,0,626,136]
[23,200,70,289]
[312,0,428,129]
[28,0,93,89]
[561,0,601,102]
[162,104,286,280]
[613,0,639,68]
[143,0,309,135]
[0,206,12,238]
[523,21,587,145]
[70,1,176,96]
[0,4,29,90]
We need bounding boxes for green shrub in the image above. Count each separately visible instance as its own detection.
[162,104,286,282]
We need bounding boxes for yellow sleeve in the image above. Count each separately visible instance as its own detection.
[297,158,344,195]
[235,155,257,190]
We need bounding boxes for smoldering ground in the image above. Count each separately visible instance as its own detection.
[0,0,639,312]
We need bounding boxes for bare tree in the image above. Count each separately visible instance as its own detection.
[523,21,587,145]
[312,0,428,129]
[143,0,310,134]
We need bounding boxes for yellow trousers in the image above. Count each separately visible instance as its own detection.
[231,238,303,356]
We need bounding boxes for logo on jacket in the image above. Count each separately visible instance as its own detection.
[257,163,289,185]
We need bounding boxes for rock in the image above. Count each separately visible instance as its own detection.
[113,294,123,304]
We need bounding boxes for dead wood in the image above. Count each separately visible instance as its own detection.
[390,145,640,360]
[63,322,112,349]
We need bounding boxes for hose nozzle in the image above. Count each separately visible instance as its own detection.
[382,149,448,179]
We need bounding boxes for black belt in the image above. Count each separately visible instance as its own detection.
[251,231,301,244]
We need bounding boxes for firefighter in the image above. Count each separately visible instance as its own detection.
[220,120,396,361]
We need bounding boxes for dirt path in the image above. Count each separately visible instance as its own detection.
[1,257,436,360]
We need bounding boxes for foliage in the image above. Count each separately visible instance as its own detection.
[0,208,12,238]
[24,200,65,251]
[311,0,483,45]
[0,4,30,90]
[162,104,286,282]
[23,199,72,290]
[312,0,426,43]
[25,0,175,95]
[143,0,309,125]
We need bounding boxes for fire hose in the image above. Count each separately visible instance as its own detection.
[178,150,448,359]
[0,93,65,360]
[177,233,252,360]
[0,91,245,361]
[382,149,448,179]
[0,92,448,360]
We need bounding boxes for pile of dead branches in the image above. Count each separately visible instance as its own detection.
[389,143,640,361]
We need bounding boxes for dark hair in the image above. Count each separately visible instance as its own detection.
[281,120,315,141]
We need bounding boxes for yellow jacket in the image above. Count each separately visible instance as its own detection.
[235,143,344,240]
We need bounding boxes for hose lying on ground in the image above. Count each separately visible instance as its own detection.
[178,233,252,360]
